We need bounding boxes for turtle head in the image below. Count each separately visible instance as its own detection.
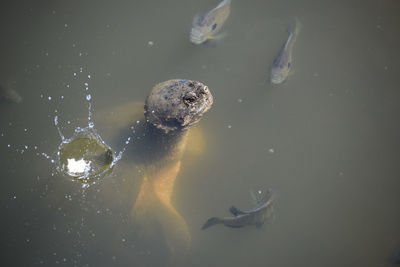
[145,79,213,133]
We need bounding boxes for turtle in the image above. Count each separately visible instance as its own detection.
[95,79,213,258]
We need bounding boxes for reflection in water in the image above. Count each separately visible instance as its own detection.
[56,125,115,184]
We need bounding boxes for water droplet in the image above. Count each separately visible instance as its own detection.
[48,96,52,100]
[268,148,275,154]
[88,74,91,79]
[147,41,154,47]
[7,144,10,148]
[86,94,91,101]
[227,125,232,129]
[73,73,77,77]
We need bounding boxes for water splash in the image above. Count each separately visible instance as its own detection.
[55,125,115,184]
[51,72,133,186]
[2,69,134,186]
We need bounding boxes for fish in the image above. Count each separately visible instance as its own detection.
[270,18,301,84]
[389,251,400,264]
[202,189,276,230]
[0,83,22,103]
[190,0,231,45]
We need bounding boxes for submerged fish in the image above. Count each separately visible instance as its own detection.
[202,189,276,230]
[190,0,231,45]
[270,18,301,84]
[0,83,22,103]
[390,251,400,264]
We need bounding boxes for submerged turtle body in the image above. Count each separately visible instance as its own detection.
[98,79,213,259]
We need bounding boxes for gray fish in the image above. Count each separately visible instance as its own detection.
[190,0,231,45]
[202,189,276,230]
[0,83,22,103]
[270,18,301,84]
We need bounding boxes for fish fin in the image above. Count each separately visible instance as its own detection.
[259,189,274,204]
[255,222,264,229]
[202,39,218,48]
[267,205,276,221]
[208,31,228,41]
[225,224,244,228]
[250,189,262,205]
[202,217,221,230]
[192,13,204,26]
[229,206,246,216]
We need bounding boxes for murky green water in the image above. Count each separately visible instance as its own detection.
[1,0,400,266]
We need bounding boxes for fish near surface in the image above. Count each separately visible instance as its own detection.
[0,83,22,103]
[202,189,276,230]
[270,18,301,84]
[190,0,231,45]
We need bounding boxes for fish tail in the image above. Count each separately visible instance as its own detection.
[217,0,232,8]
[289,17,302,36]
[201,217,222,230]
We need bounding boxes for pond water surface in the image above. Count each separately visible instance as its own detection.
[1,0,400,266]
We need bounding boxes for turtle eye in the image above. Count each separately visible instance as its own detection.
[183,92,197,105]
[211,23,217,31]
